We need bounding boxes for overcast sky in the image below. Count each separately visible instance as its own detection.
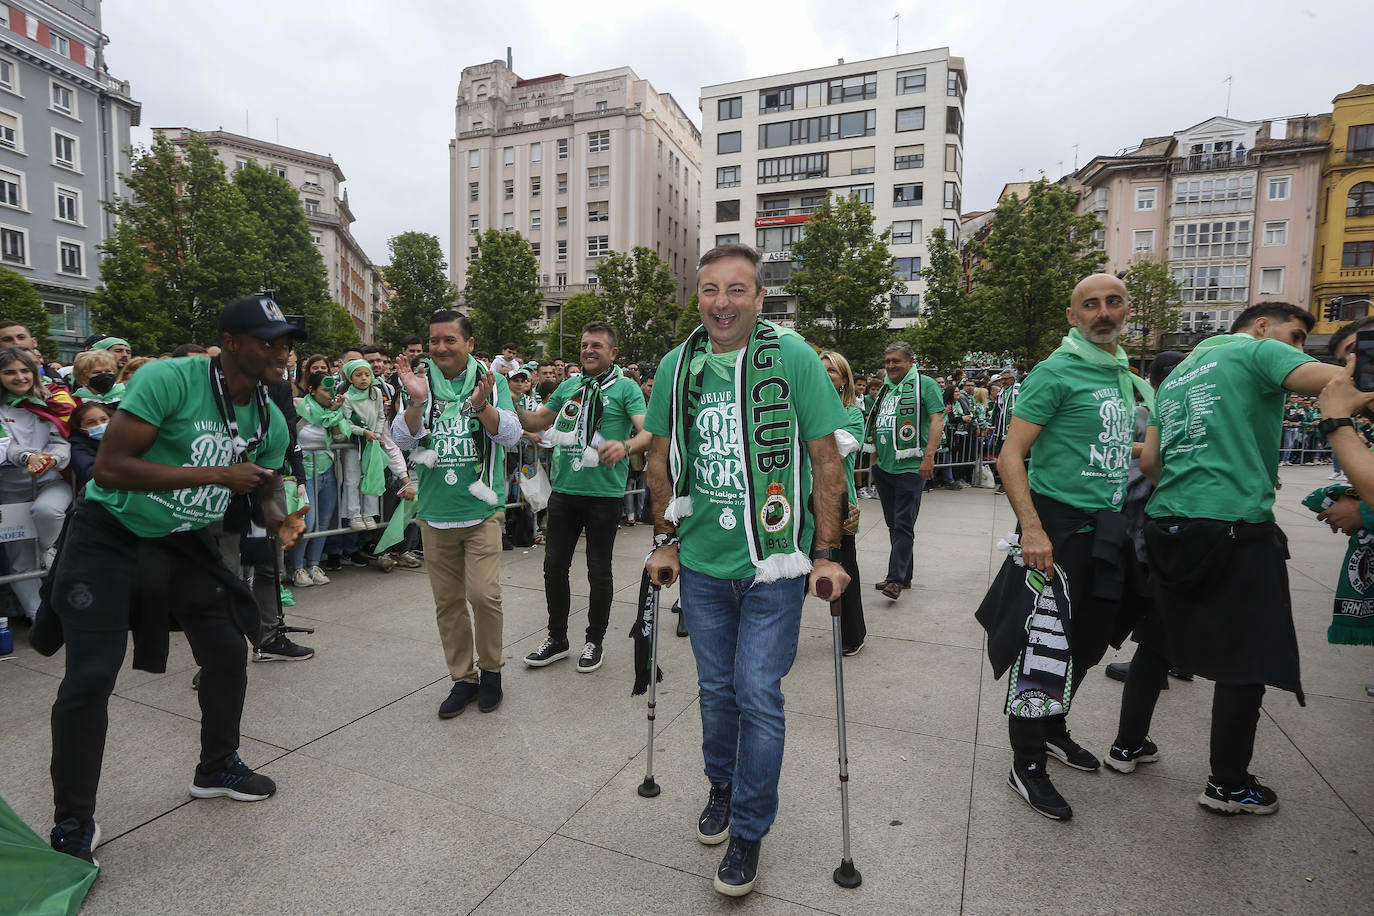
[106,0,1372,275]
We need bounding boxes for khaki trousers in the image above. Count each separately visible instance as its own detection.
[420,515,505,682]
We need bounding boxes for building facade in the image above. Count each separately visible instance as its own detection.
[449,60,702,327]
[1312,84,1374,333]
[160,128,388,341]
[0,0,139,357]
[699,48,966,329]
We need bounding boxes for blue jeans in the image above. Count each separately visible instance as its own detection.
[288,467,339,570]
[678,567,806,842]
[873,465,926,584]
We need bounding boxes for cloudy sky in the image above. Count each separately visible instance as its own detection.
[106,0,1371,274]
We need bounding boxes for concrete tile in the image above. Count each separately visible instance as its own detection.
[77,754,549,916]
[0,657,61,728]
[1264,694,1374,821]
[820,583,988,651]
[5,628,202,694]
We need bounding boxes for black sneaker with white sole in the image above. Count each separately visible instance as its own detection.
[253,633,314,662]
[524,637,570,667]
[50,818,101,867]
[697,780,732,845]
[190,753,276,802]
[1103,738,1160,774]
[1198,775,1279,815]
[576,641,603,673]
[714,836,761,897]
[1045,731,1100,771]
[1008,760,1073,820]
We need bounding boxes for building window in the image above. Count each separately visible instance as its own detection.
[556,174,568,194]
[895,107,925,132]
[556,240,568,261]
[0,56,15,94]
[587,201,608,222]
[469,246,479,260]
[894,257,921,280]
[503,212,514,231]
[1258,267,1284,295]
[943,181,960,211]
[947,70,965,99]
[717,165,741,188]
[50,82,75,117]
[503,179,514,199]
[53,130,79,170]
[56,186,80,223]
[759,86,793,114]
[588,236,610,257]
[716,233,740,245]
[718,97,742,120]
[1346,181,1374,217]
[1342,241,1374,268]
[944,144,962,174]
[530,210,541,231]
[531,176,541,197]
[945,106,963,138]
[894,183,923,207]
[716,200,740,223]
[1136,187,1157,211]
[588,166,609,189]
[1172,175,1255,216]
[896,69,926,94]
[757,152,828,184]
[557,207,568,227]
[503,147,515,167]
[718,131,741,154]
[892,294,920,317]
[1170,220,1252,259]
[1132,229,1155,253]
[595,101,608,112]
[272,164,288,179]
[468,149,480,169]
[530,142,542,162]
[1349,124,1374,155]
[469,216,479,231]
[50,32,69,58]
[893,145,924,170]
[588,131,610,153]
[0,110,17,151]
[303,171,322,189]
[58,240,81,275]
[1172,263,1249,302]
[234,156,251,172]
[891,220,920,245]
[758,110,876,149]
[829,72,877,103]
[530,243,541,261]
[944,218,961,244]
[557,138,568,159]
[304,198,320,217]
[0,170,19,210]
[471,120,483,131]
[1262,220,1288,246]
[469,182,479,202]
[47,301,79,333]
[1267,175,1291,201]
[1,225,26,265]
[312,232,322,246]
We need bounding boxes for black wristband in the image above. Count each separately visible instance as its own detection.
[810,547,842,562]
[1319,417,1355,438]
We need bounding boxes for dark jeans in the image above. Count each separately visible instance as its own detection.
[839,533,866,649]
[1008,708,1080,766]
[544,491,621,646]
[873,465,925,585]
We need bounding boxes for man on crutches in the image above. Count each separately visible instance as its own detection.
[643,243,850,897]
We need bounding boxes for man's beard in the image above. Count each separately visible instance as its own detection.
[1084,323,1122,344]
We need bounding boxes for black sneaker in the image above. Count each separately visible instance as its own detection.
[713,835,761,897]
[576,641,603,673]
[1008,760,1072,820]
[253,633,314,662]
[697,780,732,845]
[1045,731,1100,771]
[1199,775,1279,815]
[190,753,276,802]
[323,554,342,572]
[1104,661,1130,683]
[346,551,370,568]
[438,680,480,719]
[523,637,570,667]
[50,818,100,867]
[478,670,502,713]
[191,668,201,690]
[842,640,865,657]
[1104,738,1160,774]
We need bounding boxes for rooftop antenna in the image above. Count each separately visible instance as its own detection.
[506,46,513,69]
[275,117,280,143]
[1224,75,1233,117]
[245,109,249,136]
[1072,143,1080,170]
[893,12,901,54]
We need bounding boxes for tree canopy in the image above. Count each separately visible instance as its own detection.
[464,229,541,354]
[593,246,680,364]
[543,291,606,360]
[377,231,454,353]
[0,267,58,358]
[1123,256,1183,369]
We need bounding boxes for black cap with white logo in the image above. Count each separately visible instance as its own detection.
[218,296,307,341]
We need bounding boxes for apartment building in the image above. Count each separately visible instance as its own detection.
[700,48,967,329]
[161,128,388,341]
[1312,84,1374,332]
[449,60,702,324]
[0,0,139,357]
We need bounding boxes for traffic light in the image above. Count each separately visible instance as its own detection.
[1326,299,1342,323]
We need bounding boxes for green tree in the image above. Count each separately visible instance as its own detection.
[377,231,454,353]
[671,293,701,348]
[784,194,905,367]
[966,179,1107,362]
[911,227,973,371]
[1123,256,1183,370]
[594,246,680,364]
[463,229,540,354]
[544,291,606,360]
[0,267,57,358]
[91,131,265,353]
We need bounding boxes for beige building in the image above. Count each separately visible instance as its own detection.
[161,128,388,341]
[449,60,702,325]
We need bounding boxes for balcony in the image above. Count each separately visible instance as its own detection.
[1170,151,1257,174]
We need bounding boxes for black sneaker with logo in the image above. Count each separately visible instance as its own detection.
[523,637,570,667]
[253,633,314,662]
[1045,731,1100,771]
[697,780,732,845]
[1199,774,1279,815]
[189,753,276,802]
[50,818,101,867]
[713,835,762,897]
[576,641,603,673]
[1008,760,1073,820]
[1104,738,1160,774]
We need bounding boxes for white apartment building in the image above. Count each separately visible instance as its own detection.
[449,60,702,324]
[160,128,388,342]
[700,48,966,328]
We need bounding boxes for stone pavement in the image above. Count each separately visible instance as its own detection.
[1,465,1370,915]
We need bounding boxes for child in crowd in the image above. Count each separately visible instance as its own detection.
[289,371,348,587]
[338,358,407,531]
[66,402,111,495]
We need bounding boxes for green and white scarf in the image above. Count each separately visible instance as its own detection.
[1051,327,1155,411]
[406,355,502,506]
[341,359,386,496]
[542,364,623,469]
[666,320,810,583]
[73,382,126,404]
[864,364,924,460]
[1302,484,1374,646]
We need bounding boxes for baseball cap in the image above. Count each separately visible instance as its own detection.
[509,365,532,380]
[218,296,306,341]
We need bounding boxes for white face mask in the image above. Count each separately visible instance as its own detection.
[86,423,107,440]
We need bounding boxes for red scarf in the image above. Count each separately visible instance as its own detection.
[6,390,74,438]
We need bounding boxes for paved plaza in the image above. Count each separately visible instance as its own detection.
[1,465,1371,915]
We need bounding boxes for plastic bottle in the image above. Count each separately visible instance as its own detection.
[0,617,12,656]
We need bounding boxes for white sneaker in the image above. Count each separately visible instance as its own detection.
[41,546,57,569]
[364,516,379,530]
[348,516,369,531]
[291,568,314,588]
[1329,472,1345,480]
[308,565,331,585]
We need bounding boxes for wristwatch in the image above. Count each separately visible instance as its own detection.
[810,547,842,562]
[1318,417,1355,437]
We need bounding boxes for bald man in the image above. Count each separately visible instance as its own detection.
[975,273,1151,821]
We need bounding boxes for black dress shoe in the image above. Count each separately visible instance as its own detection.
[478,670,502,712]
[438,681,480,719]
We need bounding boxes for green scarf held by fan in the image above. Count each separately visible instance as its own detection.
[542,364,624,468]
[341,359,386,496]
[1049,327,1156,411]
[1302,484,1374,646]
[407,354,503,505]
[664,319,810,583]
[864,363,925,460]
[72,382,125,404]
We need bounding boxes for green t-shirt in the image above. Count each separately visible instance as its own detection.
[545,373,647,498]
[841,403,865,508]
[1012,352,1134,512]
[1147,336,1314,523]
[86,358,288,538]
[874,371,945,474]
[414,372,515,524]
[644,334,847,580]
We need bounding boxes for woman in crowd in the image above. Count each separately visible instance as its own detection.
[69,349,123,407]
[295,353,330,400]
[117,356,154,384]
[820,350,868,656]
[288,371,346,587]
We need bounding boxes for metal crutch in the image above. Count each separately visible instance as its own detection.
[814,576,861,888]
[638,570,669,798]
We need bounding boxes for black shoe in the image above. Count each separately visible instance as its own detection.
[524,637,570,667]
[713,835,761,896]
[1104,661,1129,683]
[1008,760,1072,820]
[323,554,342,572]
[1199,774,1279,815]
[438,681,479,718]
[576,641,603,673]
[1045,731,1100,772]
[51,818,101,867]
[842,640,865,657]
[478,670,502,712]
[697,780,732,845]
[191,668,201,691]
[253,633,314,662]
[346,551,370,568]
[1104,738,1160,774]
[502,536,513,551]
[1169,667,1194,681]
[190,753,277,802]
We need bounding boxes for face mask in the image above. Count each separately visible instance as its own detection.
[88,371,117,394]
[87,423,107,440]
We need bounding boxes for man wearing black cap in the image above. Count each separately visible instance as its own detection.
[43,295,308,867]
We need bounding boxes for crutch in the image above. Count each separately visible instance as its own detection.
[638,569,670,798]
[814,577,861,888]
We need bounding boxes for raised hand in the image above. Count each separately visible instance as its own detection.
[470,371,497,410]
[396,354,430,404]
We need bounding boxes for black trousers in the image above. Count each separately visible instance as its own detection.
[49,503,250,827]
[543,491,621,646]
[839,532,866,649]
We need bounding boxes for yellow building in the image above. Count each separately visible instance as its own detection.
[1313,84,1374,332]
